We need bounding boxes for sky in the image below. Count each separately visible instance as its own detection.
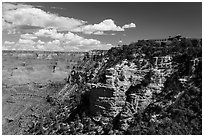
[2,2,202,52]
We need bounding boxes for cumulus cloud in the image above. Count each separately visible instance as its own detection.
[122,23,136,29]
[35,28,103,49]
[19,38,35,45]
[61,31,110,51]
[72,19,136,35]
[44,40,64,51]
[72,19,124,35]
[35,28,64,39]
[62,30,114,51]
[49,39,60,45]
[93,31,105,35]
[14,43,36,50]
[6,28,113,51]
[4,40,36,51]
[80,39,100,46]
[4,41,15,45]
[2,3,86,32]
[36,44,45,50]
[20,33,38,39]
[37,40,45,44]
[3,3,126,51]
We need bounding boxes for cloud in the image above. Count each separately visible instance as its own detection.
[5,28,113,51]
[36,44,44,50]
[4,41,15,45]
[20,33,38,39]
[80,39,100,46]
[44,40,64,51]
[3,3,123,51]
[35,28,64,39]
[72,19,124,35]
[3,39,36,51]
[64,31,83,42]
[14,43,36,50]
[61,31,111,51]
[56,30,114,51]
[122,23,136,29]
[72,19,136,35]
[19,38,35,45]
[2,2,33,11]
[50,6,64,10]
[36,40,65,51]
[37,40,45,44]
[93,31,105,35]
[3,2,136,40]
[49,39,60,45]
[35,28,102,48]
[2,3,86,32]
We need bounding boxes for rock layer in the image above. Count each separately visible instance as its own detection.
[87,55,175,129]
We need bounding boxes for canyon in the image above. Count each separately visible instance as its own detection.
[2,37,202,135]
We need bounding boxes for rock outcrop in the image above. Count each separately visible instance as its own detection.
[86,54,175,130]
[24,37,202,135]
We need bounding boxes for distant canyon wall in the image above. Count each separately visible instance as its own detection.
[2,50,86,60]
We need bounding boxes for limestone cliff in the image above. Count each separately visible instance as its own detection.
[25,37,202,135]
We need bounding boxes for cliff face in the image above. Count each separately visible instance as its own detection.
[3,50,85,61]
[25,38,202,135]
[77,38,201,133]
[86,54,175,130]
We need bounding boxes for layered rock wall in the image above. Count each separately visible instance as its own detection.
[88,54,174,126]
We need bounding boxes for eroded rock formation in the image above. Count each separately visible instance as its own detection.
[85,54,175,130]
[24,37,202,135]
